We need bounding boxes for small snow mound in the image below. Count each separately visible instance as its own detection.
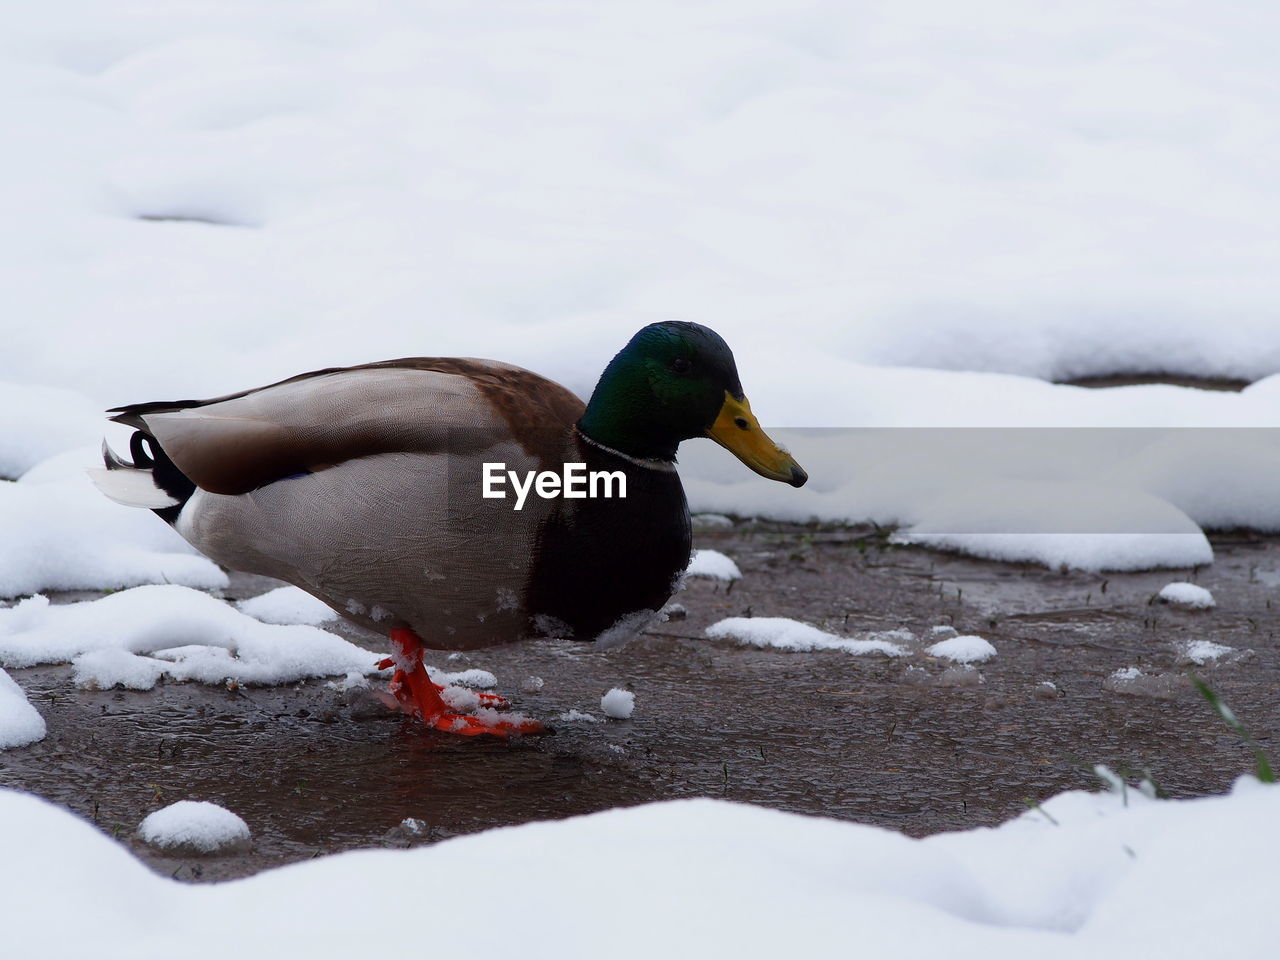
[930,625,958,637]
[686,549,742,581]
[1158,582,1215,609]
[0,667,46,749]
[238,586,338,625]
[1177,640,1235,665]
[601,688,635,719]
[926,635,997,664]
[707,617,911,657]
[521,676,545,693]
[138,801,250,855]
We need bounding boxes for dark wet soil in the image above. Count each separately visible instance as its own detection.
[3,522,1278,882]
[1060,373,1251,392]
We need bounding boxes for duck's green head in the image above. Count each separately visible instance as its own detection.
[579,321,807,487]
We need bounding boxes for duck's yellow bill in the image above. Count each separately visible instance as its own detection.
[705,393,808,487]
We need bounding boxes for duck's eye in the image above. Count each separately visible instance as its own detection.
[671,356,692,374]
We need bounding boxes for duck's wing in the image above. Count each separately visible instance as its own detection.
[108,358,585,496]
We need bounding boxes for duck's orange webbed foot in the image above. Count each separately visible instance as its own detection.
[380,628,543,737]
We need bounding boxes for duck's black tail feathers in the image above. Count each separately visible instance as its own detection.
[90,425,197,525]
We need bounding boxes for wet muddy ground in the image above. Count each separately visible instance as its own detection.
[3,521,1278,882]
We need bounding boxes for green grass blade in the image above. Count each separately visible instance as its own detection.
[1189,673,1276,784]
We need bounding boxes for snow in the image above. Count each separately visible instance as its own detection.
[0,667,45,749]
[685,549,742,582]
[558,709,603,723]
[0,585,381,687]
[927,636,998,664]
[427,667,497,690]
[1158,582,1216,609]
[1,778,1279,957]
[707,617,911,656]
[0,447,228,598]
[601,688,635,720]
[1178,640,1234,666]
[138,801,250,854]
[238,586,339,626]
[0,384,102,480]
[0,0,1276,577]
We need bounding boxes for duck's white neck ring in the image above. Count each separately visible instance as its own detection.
[575,427,678,473]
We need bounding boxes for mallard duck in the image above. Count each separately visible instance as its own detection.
[92,321,806,735]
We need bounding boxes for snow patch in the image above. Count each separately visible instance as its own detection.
[927,636,997,664]
[0,585,380,687]
[1177,640,1234,665]
[686,549,742,581]
[707,617,911,656]
[558,709,603,723]
[238,586,339,625]
[1157,582,1215,609]
[0,667,45,749]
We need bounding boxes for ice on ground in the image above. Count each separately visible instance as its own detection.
[1104,667,1181,699]
[930,625,959,637]
[0,667,45,750]
[138,801,251,855]
[4,775,1280,957]
[0,585,380,688]
[936,665,984,688]
[927,636,997,664]
[1158,582,1216,609]
[601,688,635,719]
[238,586,339,625]
[707,618,911,656]
[0,448,228,598]
[685,549,742,581]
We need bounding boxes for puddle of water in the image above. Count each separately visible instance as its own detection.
[3,526,1277,881]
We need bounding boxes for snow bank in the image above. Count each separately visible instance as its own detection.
[0,585,380,687]
[1158,582,1216,609]
[0,447,228,598]
[927,636,997,664]
[707,617,911,656]
[685,549,742,582]
[0,667,45,749]
[1,778,1279,958]
[138,801,251,855]
[0,383,102,480]
[238,586,339,625]
[601,688,635,719]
